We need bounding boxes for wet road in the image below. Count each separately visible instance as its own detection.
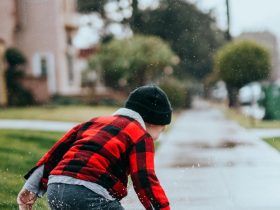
[121,101,280,210]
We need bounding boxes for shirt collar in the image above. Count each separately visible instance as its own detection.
[113,108,146,130]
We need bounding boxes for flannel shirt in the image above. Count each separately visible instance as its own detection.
[24,110,170,210]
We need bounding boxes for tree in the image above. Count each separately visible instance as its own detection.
[77,1,106,15]
[77,0,226,81]
[129,0,226,80]
[214,40,271,106]
[77,0,138,21]
[5,48,34,106]
[89,35,177,90]
[77,0,136,41]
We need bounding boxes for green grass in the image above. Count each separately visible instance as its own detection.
[221,105,280,129]
[264,137,280,152]
[223,106,280,151]
[0,130,63,210]
[0,107,179,209]
[0,105,118,122]
[0,128,168,209]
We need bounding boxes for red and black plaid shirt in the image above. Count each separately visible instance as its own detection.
[25,113,170,210]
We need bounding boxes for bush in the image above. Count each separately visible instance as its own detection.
[50,95,85,106]
[5,48,35,106]
[89,35,177,90]
[159,77,189,109]
[215,40,271,87]
[213,40,271,106]
[5,48,26,65]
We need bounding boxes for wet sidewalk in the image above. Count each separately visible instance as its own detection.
[121,101,280,210]
[0,119,77,131]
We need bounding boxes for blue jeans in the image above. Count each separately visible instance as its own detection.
[47,183,124,210]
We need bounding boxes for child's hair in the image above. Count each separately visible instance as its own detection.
[125,85,172,125]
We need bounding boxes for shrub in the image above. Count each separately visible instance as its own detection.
[89,35,177,90]
[159,77,188,109]
[213,40,271,106]
[5,48,35,106]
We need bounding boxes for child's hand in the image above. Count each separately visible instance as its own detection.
[17,188,37,210]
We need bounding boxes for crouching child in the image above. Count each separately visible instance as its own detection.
[17,85,172,210]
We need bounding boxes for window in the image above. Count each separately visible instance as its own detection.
[32,52,56,93]
[40,57,47,77]
[66,52,74,84]
[32,53,51,77]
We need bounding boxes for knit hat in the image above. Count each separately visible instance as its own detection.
[125,85,172,125]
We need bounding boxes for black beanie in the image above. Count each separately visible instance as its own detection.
[125,85,172,125]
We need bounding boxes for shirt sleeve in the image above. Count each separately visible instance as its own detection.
[23,165,45,197]
[129,135,170,210]
[24,122,84,190]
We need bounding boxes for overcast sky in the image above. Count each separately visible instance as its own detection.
[74,0,280,48]
[192,0,280,40]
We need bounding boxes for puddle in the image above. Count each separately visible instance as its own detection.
[170,159,254,168]
[169,144,255,168]
[168,140,255,168]
[171,160,213,168]
[176,140,254,150]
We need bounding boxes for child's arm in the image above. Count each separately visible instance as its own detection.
[129,135,170,210]
[24,122,85,191]
[23,165,45,196]
[17,122,86,209]
[17,165,45,209]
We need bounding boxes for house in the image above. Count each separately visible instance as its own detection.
[0,0,86,103]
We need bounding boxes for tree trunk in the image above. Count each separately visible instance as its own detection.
[227,85,239,107]
[130,0,140,32]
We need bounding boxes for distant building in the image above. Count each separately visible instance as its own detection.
[0,0,87,103]
[237,31,280,82]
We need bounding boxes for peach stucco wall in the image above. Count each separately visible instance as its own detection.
[1,0,86,97]
[0,1,16,46]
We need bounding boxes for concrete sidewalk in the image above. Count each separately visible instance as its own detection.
[1,104,280,209]
[121,102,280,210]
[0,119,77,131]
[1,120,280,138]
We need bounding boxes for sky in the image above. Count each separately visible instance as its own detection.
[191,0,280,40]
[73,0,280,49]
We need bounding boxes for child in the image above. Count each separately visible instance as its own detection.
[17,85,172,210]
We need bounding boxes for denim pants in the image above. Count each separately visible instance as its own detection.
[47,183,125,210]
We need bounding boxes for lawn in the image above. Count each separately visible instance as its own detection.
[212,103,280,151]
[0,130,63,210]
[264,137,280,152]
[0,128,165,209]
[0,105,178,209]
[223,106,280,129]
[224,107,280,152]
[0,105,118,122]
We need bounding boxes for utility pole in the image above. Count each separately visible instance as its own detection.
[225,0,231,41]
[0,39,8,107]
